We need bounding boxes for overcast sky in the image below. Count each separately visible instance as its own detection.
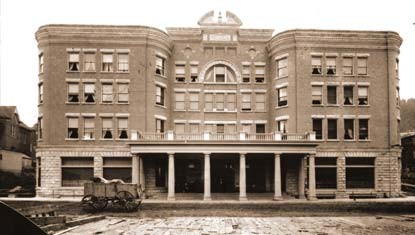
[0,0,414,126]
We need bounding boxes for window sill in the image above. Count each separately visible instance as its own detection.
[66,102,80,105]
[275,105,288,110]
[312,104,324,107]
[254,82,267,85]
[343,104,355,107]
[326,74,339,77]
[174,109,186,112]
[65,138,80,141]
[240,110,253,113]
[313,139,325,142]
[311,74,324,77]
[83,71,96,73]
[155,104,166,109]
[188,110,201,112]
[357,74,369,77]
[203,82,238,85]
[66,70,80,73]
[344,139,356,142]
[255,110,267,113]
[100,138,115,141]
[358,139,371,142]
[116,138,130,141]
[82,102,97,105]
[116,71,130,74]
[358,105,370,107]
[155,74,167,79]
[326,139,340,142]
[82,138,96,141]
[175,81,187,84]
[275,75,288,80]
[205,110,238,113]
[327,104,340,107]
[100,102,114,105]
[100,71,114,73]
[116,102,129,105]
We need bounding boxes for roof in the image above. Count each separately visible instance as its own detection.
[0,106,16,119]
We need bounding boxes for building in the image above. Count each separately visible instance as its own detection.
[0,106,36,174]
[35,11,402,200]
[401,133,415,185]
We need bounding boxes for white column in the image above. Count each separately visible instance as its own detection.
[273,153,282,201]
[239,153,247,200]
[139,156,145,191]
[308,154,317,201]
[203,153,211,200]
[298,157,305,199]
[167,153,175,201]
[132,155,139,184]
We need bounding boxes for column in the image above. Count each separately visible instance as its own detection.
[167,153,175,201]
[336,154,347,199]
[298,157,305,199]
[139,156,145,191]
[239,153,247,200]
[273,153,282,201]
[203,153,211,200]
[132,155,139,184]
[308,154,317,200]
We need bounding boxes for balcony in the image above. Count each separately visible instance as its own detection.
[130,130,316,142]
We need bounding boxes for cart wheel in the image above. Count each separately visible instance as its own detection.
[81,194,97,212]
[92,197,108,211]
[116,191,137,212]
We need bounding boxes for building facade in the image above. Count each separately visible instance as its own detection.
[35,11,402,200]
[402,133,415,185]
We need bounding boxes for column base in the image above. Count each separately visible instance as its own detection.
[239,196,248,201]
[307,196,317,201]
[203,195,212,201]
[272,196,283,201]
[298,195,306,200]
[167,195,175,201]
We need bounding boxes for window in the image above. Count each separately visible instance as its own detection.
[256,124,265,134]
[102,54,113,72]
[39,53,44,73]
[68,52,80,71]
[83,53,96,72]
[395,58,399,77]
[205,64,236,83]
[175,64,185,82]
[156,86,165,106]
[358,86,368,105]
[102,118,113,139]
[227,94,236,111]
[255,93,265,111]
[216,124,225,134]
[189,123,199,134]
[190,65,198,82]
[215,66,225,82]
[155,56,166,76]
[102,83,113,103]
[156,119,165,133]
[277,87,287,107]
[117,118,128,139]
[396,87,400,106]
[175,93,185,110]
[83,118,94,140]
[38,117,43,139]
[84,83,95,103]
[312,119,323,140]
[343,57,353,75]
[327,119,337,140]
[37,157,41,187]
[277,57,288,78]
[326,57,336,75]
[346,158,375,188]
[343,86,354,105]
[67,117,79,139]
[311,56,322,75]
[226,124,236,134]
[117,83,129,103]
[277,120,287,133]
[117,54,129,72]
[175,123,185,134]
[327,86,337,105]
[103,157,132,183]
[61,157,93,187]
[68,83,79,103]
[204,124,214,133]
[344,119,354,140]
[205,94,213,111]
[241,93,251,111]
[255,65,265,83]
[358,119,369,140]
[315,158,337,189]
[215,93,225,111]
[312,86,322,105]
[357,57,367,75]
[242,65,250,83]
[39,83,43,104]
[242,124,252,134]
[155,159,166,187]
[189,93,199,110]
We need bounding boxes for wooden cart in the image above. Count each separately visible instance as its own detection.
[81,181,142,212]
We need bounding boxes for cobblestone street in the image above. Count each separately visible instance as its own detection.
[61,216,415,235]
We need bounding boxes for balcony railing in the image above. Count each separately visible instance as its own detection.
[131,130,316,142]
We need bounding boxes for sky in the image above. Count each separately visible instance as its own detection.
[0,0,414,126]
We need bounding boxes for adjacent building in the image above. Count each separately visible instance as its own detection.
[402,133,415,185]
[35,11,402,200]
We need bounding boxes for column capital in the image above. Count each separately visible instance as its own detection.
[203,152,211,156]
[308,153,316,158]
[274,153,281,157]
[239,152,247,156]
[167,152,175,156]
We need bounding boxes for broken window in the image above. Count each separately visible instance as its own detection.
[241,93,252,111]
[315,157,337,189]
[205,94,213,111]
[175,64,185,82]
[327,86,337,105]
[311,56,322,75]
[312,119,323,140]
[102,54,113,72]
[118,83,129,103]
[277,120,287,133]
[277,87,287,107]
[103,157,132,183]
[357,57,367,75]
[277,57,288,78]
[156,85,165,106]
[346,158,375,189]
[84,83,95,103]
[68,83,79,103]
[83,53,96,72]
[227,94,236,111]
[326,57,336,75]
[83,117,94,140]
[68,52,80,71]
[344,119,354,140]
[255,93,265,111]
[102,118,113,139]
[118,118,128,139]
[312,86,323,105]
[67,117,79,139]
[117,53,129,72]
[155,56,166,76]
[61,157,93,187]
[358,119,369,140]
[343,86,354,105]
[102,83,113,103]
[156,119,165,133]
[215,93,225,111]
[358,86,368,105]
[175,93,185,110]
[343,57,353,75]
[39,53,44,73]
[189,93,199,110]
[242,64,250,83]
[255,65,265,83]
[327,119,338,140]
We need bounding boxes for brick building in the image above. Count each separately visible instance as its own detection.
[35,11,402,199]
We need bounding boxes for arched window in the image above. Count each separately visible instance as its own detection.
[204,64,236,83]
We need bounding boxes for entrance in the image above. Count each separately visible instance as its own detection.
[175,158,202,193]
[211,158,238,193]
[246,157,273,192]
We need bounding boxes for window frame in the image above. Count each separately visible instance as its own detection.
[357,57,368,76]
[175,92,186,111]
[358,86,369,106]
[326,57,336,75]
[155,56,166,76]
[312,118,323,140]
[156,85,165,106]
[67,83,80,103]
[84,83,96,104]
[117,83,129,104]
[343,85,354,105]
[67,117,79,139]
[83,117,95,140]
[327,119,338,140]
[311,56,322,75]
[117,117,129,139]
[358,119,369,140]
[83,52,96,72]
[342,57,353,75]
[277,87,288,107]
[241,93,252,111]
[312,85,323,105]
[101,117,113,139]
[277,57,288,78]
[101,53,113,72]
[117,53,129,73]
[68,52,80,72]
[344,119,355,140]
[327,86,337,105]
[101,83,113,104]
[61,157,94,187]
